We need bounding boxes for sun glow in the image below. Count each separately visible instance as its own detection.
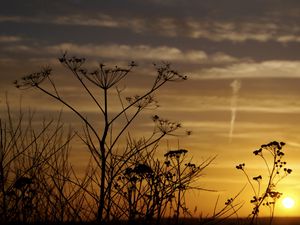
[282,197,295,209]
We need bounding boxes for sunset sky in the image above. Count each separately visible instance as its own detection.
[1,0,300,218]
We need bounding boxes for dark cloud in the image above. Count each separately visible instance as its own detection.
[2,0,300,49]
[2,0,300,21]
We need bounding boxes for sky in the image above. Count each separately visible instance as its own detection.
[1,0,300,218]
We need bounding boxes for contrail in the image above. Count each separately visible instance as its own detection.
[229,79,241,143]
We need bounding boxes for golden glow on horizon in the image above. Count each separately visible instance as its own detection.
[282,197,295,209]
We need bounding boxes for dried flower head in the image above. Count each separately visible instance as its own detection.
[14,66,52,89]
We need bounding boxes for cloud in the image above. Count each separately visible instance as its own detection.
[158,92,300,115]
[186,20,277,42]
[277,35,300,43]
[53,14,146,33]
[2,42,238,64]
[0,14,146,33]
[50,43,236,64]
[57,15,289,42]
[55,14,300,43]
[3,13,300,43]
[46,43,208,62]
[0,35,22,43]
[192,60,300,79]
[3,45,32,52]
[4,41,300,90]
[182,121,280,130]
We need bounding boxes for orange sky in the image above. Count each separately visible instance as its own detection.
[1,0,300,218]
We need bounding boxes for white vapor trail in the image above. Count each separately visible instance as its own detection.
[229,79,241,143]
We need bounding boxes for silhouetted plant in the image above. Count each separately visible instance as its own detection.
[15,53,190,223]
[112,148,214,225]
[236,141,292,225]
[0,99,80,223]
[197,186,244,225]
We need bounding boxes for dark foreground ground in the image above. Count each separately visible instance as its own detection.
[186,217,300,225]
[3,217,300,225]
[198,217,300,225]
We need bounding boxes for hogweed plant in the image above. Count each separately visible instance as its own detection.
[14,53,190,223]
[236,141,292,225]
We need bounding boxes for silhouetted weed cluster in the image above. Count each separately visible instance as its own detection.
[236,141,292,225]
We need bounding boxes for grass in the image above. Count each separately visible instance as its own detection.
[3,217,300,225]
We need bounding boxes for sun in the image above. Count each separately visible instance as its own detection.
[282,197,295,209]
